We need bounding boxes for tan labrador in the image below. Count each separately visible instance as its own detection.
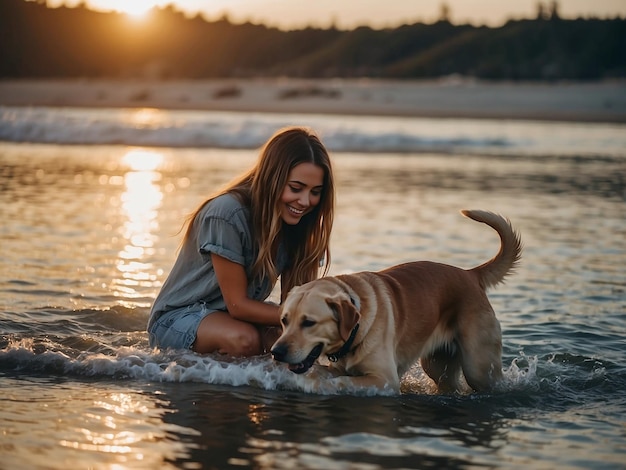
[271,210,522,394]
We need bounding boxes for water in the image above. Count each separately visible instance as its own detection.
[1,105,625,469]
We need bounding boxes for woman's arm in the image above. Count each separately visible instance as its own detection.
[211,253,280,325]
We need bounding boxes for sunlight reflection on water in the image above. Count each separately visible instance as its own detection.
[0,377,193,470]
[112,149,165,306]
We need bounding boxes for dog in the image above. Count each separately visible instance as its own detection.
[271,210,522,394]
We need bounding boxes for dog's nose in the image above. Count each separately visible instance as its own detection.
[271,343,287,362]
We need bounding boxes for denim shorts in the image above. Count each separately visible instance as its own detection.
[148,302,215,350]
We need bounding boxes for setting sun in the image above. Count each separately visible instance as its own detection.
[87,0,162,18]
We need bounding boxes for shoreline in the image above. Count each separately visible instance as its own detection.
[1,78,625,123]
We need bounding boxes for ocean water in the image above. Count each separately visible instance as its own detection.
[1,105,625,469]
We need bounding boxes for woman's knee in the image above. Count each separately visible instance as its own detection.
[193,313,262,356]
[221,326,262,356]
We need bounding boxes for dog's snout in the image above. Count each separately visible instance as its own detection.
[271,343,287,362]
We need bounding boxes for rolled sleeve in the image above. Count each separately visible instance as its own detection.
[198,216,245,265]
[195,194,252,267]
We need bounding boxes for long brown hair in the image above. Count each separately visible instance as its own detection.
[184,126,335,299]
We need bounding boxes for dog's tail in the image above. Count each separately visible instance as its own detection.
[461,209,522,290]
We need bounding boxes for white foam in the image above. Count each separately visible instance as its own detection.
[0,338,562,396]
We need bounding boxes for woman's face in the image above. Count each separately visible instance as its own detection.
[280,162,324,225]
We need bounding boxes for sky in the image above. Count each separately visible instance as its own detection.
[46,0,626,29]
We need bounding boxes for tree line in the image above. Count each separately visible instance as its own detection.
[1,0,624,80]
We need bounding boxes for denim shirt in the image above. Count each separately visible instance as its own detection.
[147,193,289,331]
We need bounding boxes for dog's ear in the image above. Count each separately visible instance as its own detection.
[327,297,361,341]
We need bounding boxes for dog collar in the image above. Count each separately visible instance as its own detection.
[327,323,360,362]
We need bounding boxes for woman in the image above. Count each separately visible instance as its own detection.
[148,127,335,357]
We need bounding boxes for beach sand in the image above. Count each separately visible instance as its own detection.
[1,78,625,123]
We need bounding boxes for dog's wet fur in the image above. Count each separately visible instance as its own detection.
[271,210,522,394]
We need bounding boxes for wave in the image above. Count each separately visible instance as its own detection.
[0,106,509,154]
[1,306,622,397]
[3,105,625,157]
[2,332,618,398]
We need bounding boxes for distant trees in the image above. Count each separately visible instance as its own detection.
[439,3,451,23]
[536,1,560,20]
[0,0,624,80]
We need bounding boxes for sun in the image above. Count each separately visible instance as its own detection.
[119,2,155,18]
[87,0,161,18]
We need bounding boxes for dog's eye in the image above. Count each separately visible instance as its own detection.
[280,316,289,327]
[301,319,316,328]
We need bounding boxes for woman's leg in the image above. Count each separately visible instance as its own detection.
[193,311,262,357]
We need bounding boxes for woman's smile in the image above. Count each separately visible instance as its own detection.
[287,205,305,215]
[280,162,324,225]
